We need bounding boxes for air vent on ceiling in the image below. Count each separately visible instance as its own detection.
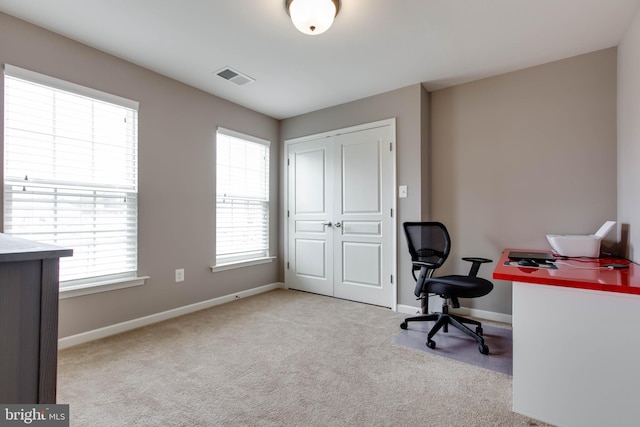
[215,67,255,86]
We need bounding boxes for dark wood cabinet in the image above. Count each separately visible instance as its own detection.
[0,233,72,403]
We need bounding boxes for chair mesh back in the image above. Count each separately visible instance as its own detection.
[403,222,451,269]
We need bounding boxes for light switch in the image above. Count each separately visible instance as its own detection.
[175,268,185,283]
[399,185,408,198]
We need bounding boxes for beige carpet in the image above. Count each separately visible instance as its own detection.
[57,289,549,426]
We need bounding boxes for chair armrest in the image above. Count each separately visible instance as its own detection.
[412,260,439,269]
[462,257,492,277]
[411,261,438,281]
[411,262,438,297]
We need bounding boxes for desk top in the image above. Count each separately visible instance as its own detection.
[493,249,640,295]
[0,233,73,263]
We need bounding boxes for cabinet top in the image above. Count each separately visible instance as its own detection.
[0,233,73,263]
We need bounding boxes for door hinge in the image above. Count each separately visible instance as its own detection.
[390,274,393,284]
[389,142,393,151]
[287,210,290,218]
[390,208,393,217]
[287,262,290,269]
[287,158,290,166]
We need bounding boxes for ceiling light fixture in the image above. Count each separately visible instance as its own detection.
[285,0,341,35]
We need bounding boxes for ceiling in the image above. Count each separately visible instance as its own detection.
[1,0,639,120]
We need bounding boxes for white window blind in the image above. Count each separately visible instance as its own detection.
[216,127,270,266]
[3,65,139,286]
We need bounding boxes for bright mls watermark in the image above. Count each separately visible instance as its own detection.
[0,405,69,426]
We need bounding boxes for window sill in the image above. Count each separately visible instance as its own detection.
[59,276,149,299]
[211,256,276,272]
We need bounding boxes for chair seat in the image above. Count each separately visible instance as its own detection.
[427,275,493,299]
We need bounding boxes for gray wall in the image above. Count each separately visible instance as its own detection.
[281,49,618,315]
[280,84,430,307]
[431,48,618,315]
[618,6,640,262]
[0,13,281,338]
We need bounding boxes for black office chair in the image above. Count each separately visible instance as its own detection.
[400,222,494,354]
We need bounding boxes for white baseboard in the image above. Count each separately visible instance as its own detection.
[58,282,284,349]
[59,284,511,350]
[397,304,422,315]
[453,306,512,324]
[396,303,512,324]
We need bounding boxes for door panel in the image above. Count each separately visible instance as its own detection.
[342,242,381,287]
[294,239,326,278]
[294,149,326,214]
[342,141,381,214]
[341,221,381,236]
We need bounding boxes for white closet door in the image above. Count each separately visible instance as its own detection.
[286,120,396,308]
[286,138,334,296]
[332,126,394,307]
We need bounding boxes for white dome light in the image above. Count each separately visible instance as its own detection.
[286,0,340,35]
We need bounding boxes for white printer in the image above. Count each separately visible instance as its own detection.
[546,221,616,258]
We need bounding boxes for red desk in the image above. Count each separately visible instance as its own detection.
[494,249,640,427]
[493,249,640,294]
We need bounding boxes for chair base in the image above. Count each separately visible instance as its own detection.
[400,306,489,355]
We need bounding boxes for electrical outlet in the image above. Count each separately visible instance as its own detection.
[399,185,408,198]
[175,268,184,283]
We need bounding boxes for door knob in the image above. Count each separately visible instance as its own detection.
[323,221,332,227]
[334,222,342,228]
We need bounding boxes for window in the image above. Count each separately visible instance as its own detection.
[215,127,270,268]
[3,65,140,289]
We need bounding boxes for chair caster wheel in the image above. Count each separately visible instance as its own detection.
[400,322,408,330]
[476,326,483,335]
[479,344,489,355]
[426,340,436,349]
